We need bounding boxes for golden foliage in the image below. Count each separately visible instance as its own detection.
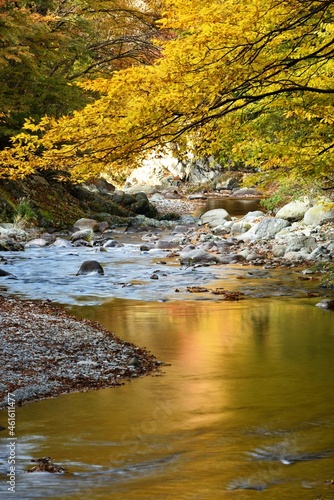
[1,0,333,183]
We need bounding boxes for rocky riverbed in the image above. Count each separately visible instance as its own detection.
[0,191,333,409]
[0,297,162,409]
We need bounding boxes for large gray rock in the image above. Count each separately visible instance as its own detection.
[24,238,49,248]
[128,214,174,230]
[171,225,191,234]
[180,248,219,265]
[73,218,100,232]
[226,177,240,190]
[211,223,231,236]
[276,197,312,221]
[199,209,232,227]
[218,253,246,264]
[131,191,151,213]
[271,243,286,257]
[304,201,334,225]
[237,217,290,242]
[110,190,151,214]
[215,179,237,191]
[155,238,182,249]
[285,236,317,253]
[150,193,166,202]
[71,229,94,242]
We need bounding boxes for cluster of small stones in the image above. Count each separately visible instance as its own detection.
[0,297,163,409]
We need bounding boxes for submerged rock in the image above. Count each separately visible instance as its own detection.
[315,299,334,310]
[76,260,104,275]
[0,268,13,277]
[103,239,124,248]
[28,457,68,474]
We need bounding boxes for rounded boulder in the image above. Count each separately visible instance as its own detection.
[76,260,104,276]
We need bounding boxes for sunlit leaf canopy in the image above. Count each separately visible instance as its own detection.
[0,0,162,146]
[1,0,333,185]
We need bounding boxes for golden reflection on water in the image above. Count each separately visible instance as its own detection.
[3,297,334,499]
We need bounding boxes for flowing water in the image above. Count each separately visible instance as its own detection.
[1,200,334,500]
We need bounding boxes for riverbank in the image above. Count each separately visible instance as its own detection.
[0,296,163,410]
[1,191,333,409]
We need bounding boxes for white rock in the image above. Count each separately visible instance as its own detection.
[237,217,290,242]
[283,250,310,261]
[125,148,223,187]
[276,197,312,221]
[0,227,28,239]
[73,218,100,232]
[304,201,334,225]
[25,238,48,248]
[51,238,72,248]
[230,220,252,235]
[77,360,98,367]
[199,209,232,227]
[150,193,165,201]
[241,211,265,221]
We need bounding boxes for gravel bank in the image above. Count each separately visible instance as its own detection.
[0,296,163,409]
[149,196,203,215]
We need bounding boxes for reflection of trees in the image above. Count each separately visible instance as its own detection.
[73,299,243,356]
[249,308,270,345]
[204,199,261,217]
[67,299,334,435]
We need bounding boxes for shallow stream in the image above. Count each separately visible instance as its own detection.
[1,199,334,499]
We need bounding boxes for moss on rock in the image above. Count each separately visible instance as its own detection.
[320,269,334,289]
[310,262,334,289]
[0,173,158,229]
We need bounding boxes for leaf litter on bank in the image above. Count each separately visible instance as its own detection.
[0,296,164,409]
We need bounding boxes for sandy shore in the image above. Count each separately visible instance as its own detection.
[0,296,162,409]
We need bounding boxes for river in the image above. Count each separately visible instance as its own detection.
[196,197,262,217]
[1,198,334,499]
